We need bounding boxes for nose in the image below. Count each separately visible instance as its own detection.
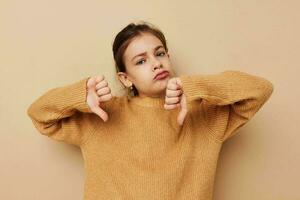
[151,57,162,71]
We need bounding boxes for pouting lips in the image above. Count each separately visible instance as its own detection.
[154,71,169,80]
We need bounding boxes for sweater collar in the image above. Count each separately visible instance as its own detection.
[129,95,165,108]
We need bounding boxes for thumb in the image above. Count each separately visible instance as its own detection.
[86,76,109,122]
[177,107,187,126]
[92,104,109,122]
[177,94,187,126]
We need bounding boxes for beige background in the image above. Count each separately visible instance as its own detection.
[1,0,299,199]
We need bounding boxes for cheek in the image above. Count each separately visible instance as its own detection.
[134,76,152,88]
[139,70,154,81]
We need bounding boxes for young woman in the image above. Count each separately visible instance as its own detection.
[27,21,274,200]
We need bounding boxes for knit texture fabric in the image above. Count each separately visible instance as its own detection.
[27,70,274,200]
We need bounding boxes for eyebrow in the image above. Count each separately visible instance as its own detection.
[131,45,164,62]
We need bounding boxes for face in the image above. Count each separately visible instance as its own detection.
[117,32,175,98]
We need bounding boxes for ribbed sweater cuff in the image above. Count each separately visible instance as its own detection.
[179,73,219,105]
[70,77,93,113]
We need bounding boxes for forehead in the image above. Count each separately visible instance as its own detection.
[124,33,163,58]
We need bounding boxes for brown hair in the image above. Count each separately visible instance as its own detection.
[112,20,169,97]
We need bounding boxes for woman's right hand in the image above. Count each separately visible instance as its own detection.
[86,75,113,122]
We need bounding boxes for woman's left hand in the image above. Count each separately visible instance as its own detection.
[164,77,188,126]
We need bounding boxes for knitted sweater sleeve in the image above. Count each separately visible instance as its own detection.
[26,77,95,146]
[179,70,274,142]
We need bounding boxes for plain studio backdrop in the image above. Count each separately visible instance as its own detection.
[0,0,298,199]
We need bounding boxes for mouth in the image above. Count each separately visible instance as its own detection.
[154,71,170,80]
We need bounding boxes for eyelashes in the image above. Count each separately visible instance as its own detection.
[136,52,166,65]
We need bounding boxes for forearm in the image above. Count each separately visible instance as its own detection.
[27,77,92,126]
[179,70,274,106]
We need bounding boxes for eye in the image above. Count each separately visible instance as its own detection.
[135,52,166,65]
[136,59,145,65]
[157,51,165,56]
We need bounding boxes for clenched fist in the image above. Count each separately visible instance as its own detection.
[86,75,113,122]
[164,77,188,126]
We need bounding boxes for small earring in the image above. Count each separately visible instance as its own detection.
[128,85,134,98]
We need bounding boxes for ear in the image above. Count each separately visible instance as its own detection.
[117,72,132,87]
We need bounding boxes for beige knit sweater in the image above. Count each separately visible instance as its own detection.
[27,70,274,200]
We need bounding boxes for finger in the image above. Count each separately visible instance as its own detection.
[96,87,111,96]
[167,82,181,91]
[87,75,105,91]
[164,103,180,110]
[168,77,178,85]
[167,77,182,88]
[175,77,182,87]
[165,96,180,104]
[95,75,105,83]
[87,77,97,91]
[96,80,108,90]
[98,93,113,102]
[166,89,182,98]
